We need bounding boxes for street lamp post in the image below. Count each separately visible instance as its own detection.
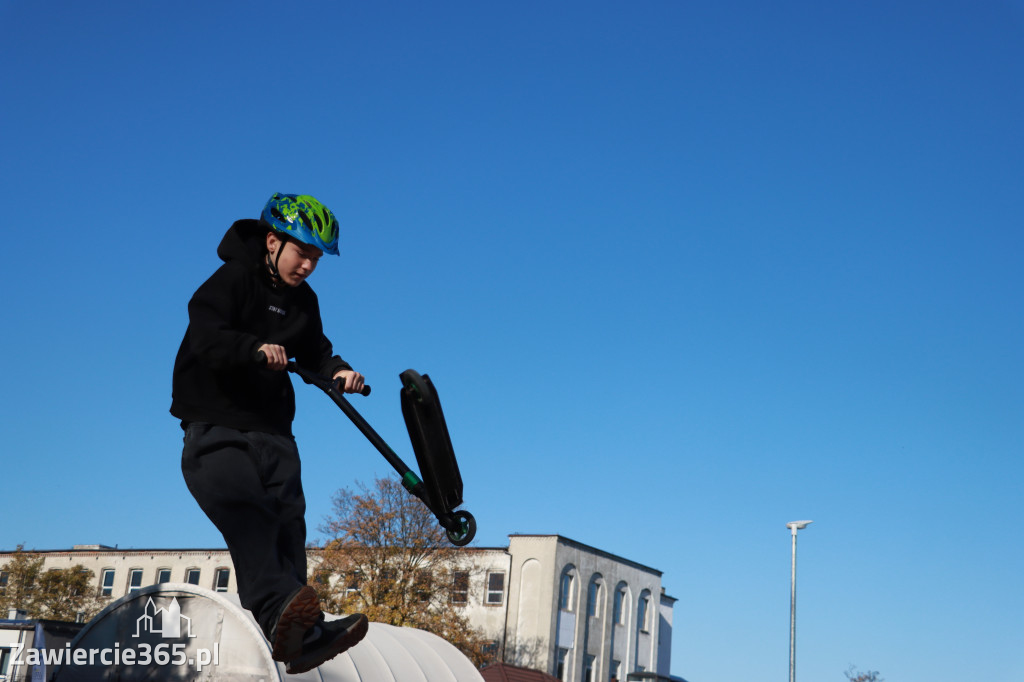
[787,520,813,682]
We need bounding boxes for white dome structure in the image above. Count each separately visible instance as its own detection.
[52,583,484,681]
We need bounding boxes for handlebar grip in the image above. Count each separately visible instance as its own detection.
[342,381,372,397]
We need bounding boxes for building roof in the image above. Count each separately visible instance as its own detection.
[509,534,664,576]
[480,662,562,682]
[0,547,231,555]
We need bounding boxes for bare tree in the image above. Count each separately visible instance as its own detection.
[845,665,884,682]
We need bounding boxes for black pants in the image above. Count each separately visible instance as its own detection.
[181,422,308,638]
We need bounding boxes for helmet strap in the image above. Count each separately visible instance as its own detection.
[266,233,288,284]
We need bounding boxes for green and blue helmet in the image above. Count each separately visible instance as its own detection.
[261,193,340,256]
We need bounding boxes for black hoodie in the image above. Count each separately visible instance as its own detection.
[170,219,351,435]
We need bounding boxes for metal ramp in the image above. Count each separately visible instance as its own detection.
[52,583,484,681]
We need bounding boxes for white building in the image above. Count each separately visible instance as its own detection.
[0,535,676,682]
[492,535,675,682]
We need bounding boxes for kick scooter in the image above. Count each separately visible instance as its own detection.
[287,362,476,547]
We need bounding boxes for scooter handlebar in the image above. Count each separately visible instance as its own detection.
[257,352,372,396]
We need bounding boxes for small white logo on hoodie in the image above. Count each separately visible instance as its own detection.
[268,305,287,316]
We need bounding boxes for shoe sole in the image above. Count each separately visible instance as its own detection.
[285,614,369,675]
[271,586,322,662]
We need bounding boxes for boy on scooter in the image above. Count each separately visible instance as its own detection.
[170,193,368,674]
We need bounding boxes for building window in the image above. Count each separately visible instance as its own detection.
[485,571,505,605]
[214,568,231,592]
[414,571,432,603]
[559,567,576,611]
[62,568,85,598]
[613,584,627,625]
[185,568,201,585]
[587,576,603,618]
[584,654,595,682]
[0,570,8,593]
[555,648,569,681]
[345,571,362,596]
[610,659,622,681]
[156,569,171,584]
[451,571,469,604]
[100,569,115,597]
[128,569,144,592]
[312,569,330,587]
[637,590,651,633]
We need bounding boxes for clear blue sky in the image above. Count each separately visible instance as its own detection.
[2,2,1021,681]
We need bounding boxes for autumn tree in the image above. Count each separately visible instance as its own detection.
[316,477,494,666]
[35,565,101,621]
[0,545,104,621]
[0,545,43,616]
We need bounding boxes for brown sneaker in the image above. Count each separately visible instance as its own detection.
[285,613,369,675]
[269,585,322,662]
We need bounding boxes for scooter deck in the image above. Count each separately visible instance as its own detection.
[399,370,464,516]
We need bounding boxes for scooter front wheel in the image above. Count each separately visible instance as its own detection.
[446,510,476,547]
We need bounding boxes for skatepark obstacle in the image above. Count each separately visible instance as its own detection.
[51,583,484,681]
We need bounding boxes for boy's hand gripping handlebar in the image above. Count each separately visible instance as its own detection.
[256,350,371,396]
[286,361,372,396]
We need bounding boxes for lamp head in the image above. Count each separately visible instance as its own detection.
[786,520,813,531]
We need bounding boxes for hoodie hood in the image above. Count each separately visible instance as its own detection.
[217,219,268,266]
